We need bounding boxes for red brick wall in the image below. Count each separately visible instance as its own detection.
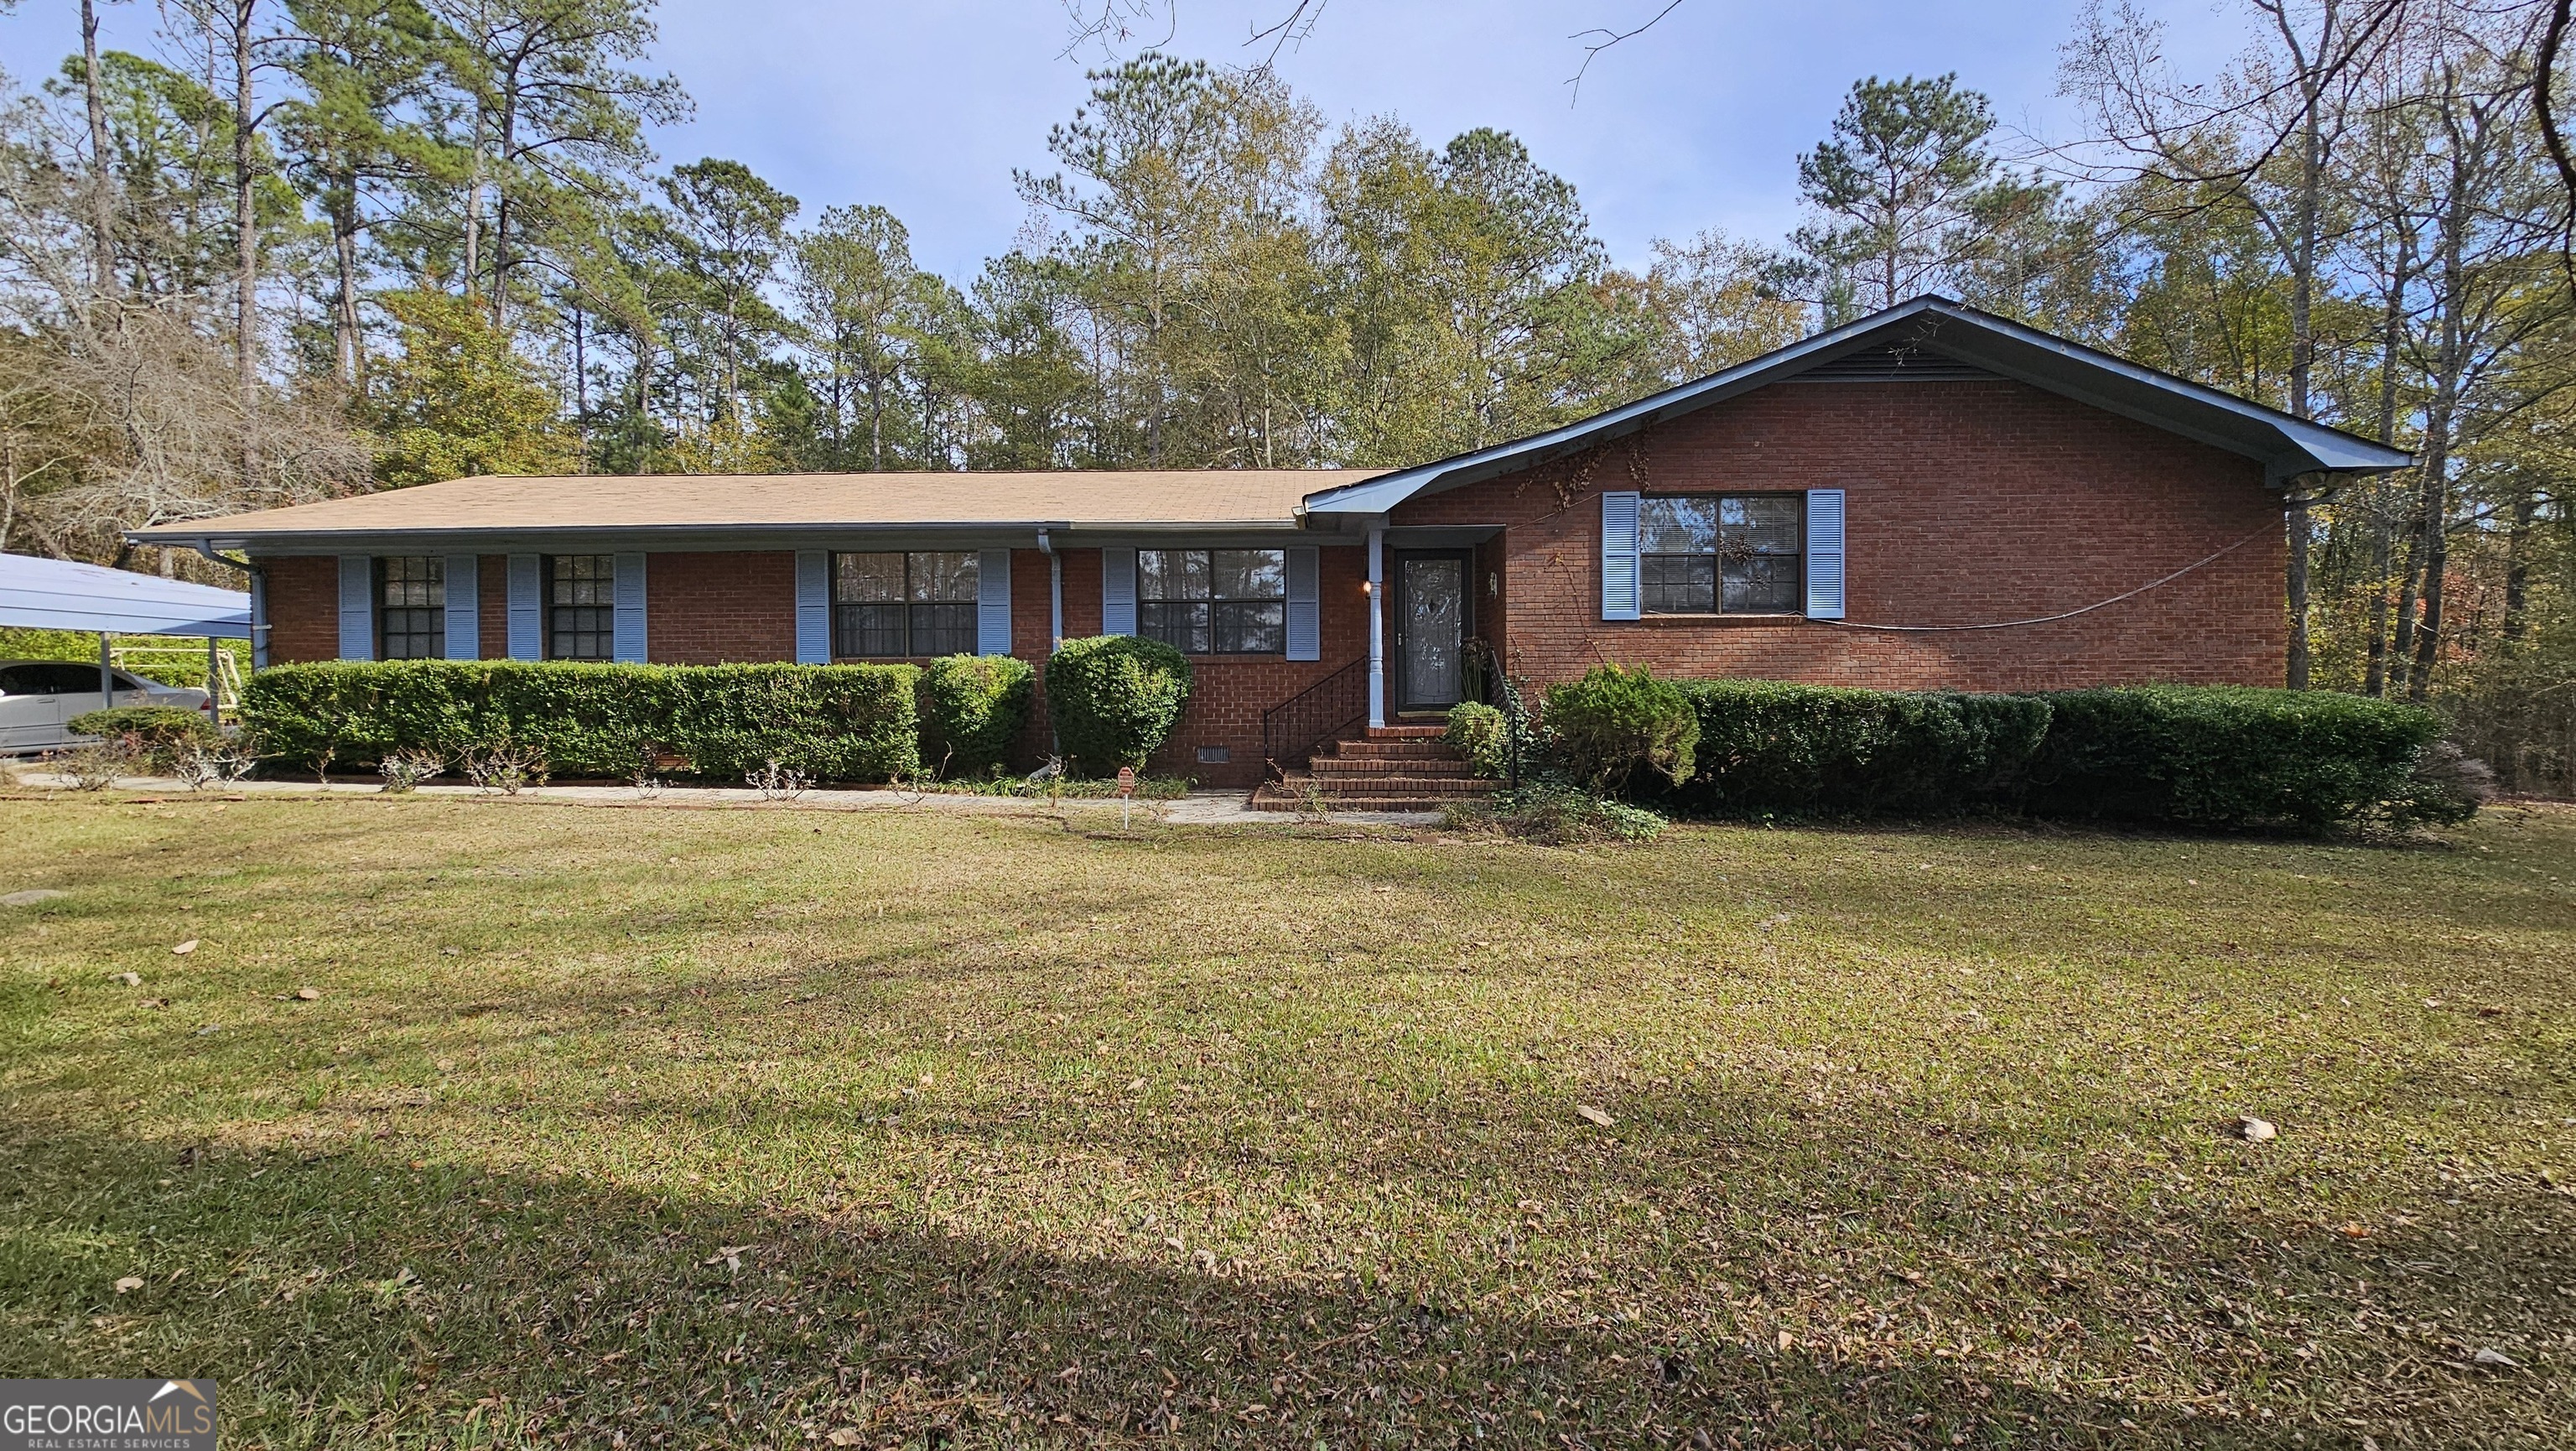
[647,550,797,664]
[1001,544,1367,787]
[1391,378,2287,693]
[261,555,339,663]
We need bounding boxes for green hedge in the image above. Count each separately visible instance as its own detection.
[2023,685,2445,830]
[1046,636,1192,775]
[1659,679,2453,831]
[1543,665,1698,791]
[1672,680,2052,818]
[919,654,1034,778]
[240,661,921,782]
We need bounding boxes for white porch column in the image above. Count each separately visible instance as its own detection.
[1366,523,1386,729]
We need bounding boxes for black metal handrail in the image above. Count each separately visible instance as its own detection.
[1261,657,1368,781]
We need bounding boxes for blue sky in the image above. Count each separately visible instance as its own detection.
[3,1,2257,281]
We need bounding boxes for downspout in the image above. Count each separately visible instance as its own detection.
[191,540,267,673]
[1037,529,1063,757]
[1037,529,1063,648]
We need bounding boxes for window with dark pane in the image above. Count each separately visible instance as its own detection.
[1140,548,1284,654]
[547,554,615,660]
[1719,496,1804,612]
[1639,494,1804,615]
[1137,549,1211,654]
[830,551,979,657]
[906,551,979,657]
[377,555,445,658]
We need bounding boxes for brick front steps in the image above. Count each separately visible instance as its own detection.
[1250,726,1500,814]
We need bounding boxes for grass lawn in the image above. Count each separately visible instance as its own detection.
[1,792,2570,1448]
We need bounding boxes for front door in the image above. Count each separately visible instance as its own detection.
[1392,551,1470,713]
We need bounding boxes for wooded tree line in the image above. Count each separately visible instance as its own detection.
[0,0,2568,786]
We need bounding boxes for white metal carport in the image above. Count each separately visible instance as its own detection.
[0,553,252,721]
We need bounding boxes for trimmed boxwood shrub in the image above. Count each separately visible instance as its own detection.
[1045,635,1192,775]
[240,660,921,782]
[919,653,1034,778]
[1673,680,2053,818]
[1543,664,1698,791]
[67,705,219,767]
[2024,685,2445,830]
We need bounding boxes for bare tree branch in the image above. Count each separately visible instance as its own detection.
[1567,0,1686,103]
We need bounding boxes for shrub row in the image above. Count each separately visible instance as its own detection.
[1508,670,2469,831]
[2023,685,2457,830]
[241,660,925,782]
[1672,679,2052,818]
[234,642,1217,785]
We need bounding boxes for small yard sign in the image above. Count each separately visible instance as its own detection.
[1114,767,1135,798]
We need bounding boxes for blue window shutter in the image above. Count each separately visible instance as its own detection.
[443,554,479,659]
[506,554,543,660]
[794,550,831,663]
[1600,491,1641,621]
[337,554,375,660]
[1285,545,1320,661]
[1101,547,1137,636]
[612,553,648,663]
[1805,489,1846,620]
[977,548,1013,655]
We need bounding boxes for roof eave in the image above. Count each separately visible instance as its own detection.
[125,517,1327,553]
[1300,297,2413,514]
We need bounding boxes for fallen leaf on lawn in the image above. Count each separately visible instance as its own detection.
[701,1245,756,1271]
[294,987,321,1001]
[2235,1116,2277,1142]
[827,1431,862,1448]
[171,939,198,955]
[113,1277,143,1294]
[112,971,142,986]
[138,997,167,1009]
[2339,1223,2372,1239]
[1127,1077,1146,1092]
[2473,1347,2519,1368]
[1576,1105,1616,1128]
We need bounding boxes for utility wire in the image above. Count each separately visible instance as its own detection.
[1818,523,2275,632]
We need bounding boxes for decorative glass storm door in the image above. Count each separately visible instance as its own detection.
[1393,552,1469,712]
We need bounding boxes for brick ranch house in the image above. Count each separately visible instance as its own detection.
[133,298,2409,791]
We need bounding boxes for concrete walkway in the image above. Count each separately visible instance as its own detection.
[2,772,1446,828]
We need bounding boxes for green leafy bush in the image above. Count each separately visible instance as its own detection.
[919,654,1035,778]
[240,661,920,782]
[1451,785,1665,845]
[2026,686,2449,830]
[1542,665,1698,791]
[1674,680,2053,818]
[1443,700,1509,778]
[1045,636,1192,775]
[67,705,219,767]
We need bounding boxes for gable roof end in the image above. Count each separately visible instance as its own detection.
[1298,297,2412,517]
